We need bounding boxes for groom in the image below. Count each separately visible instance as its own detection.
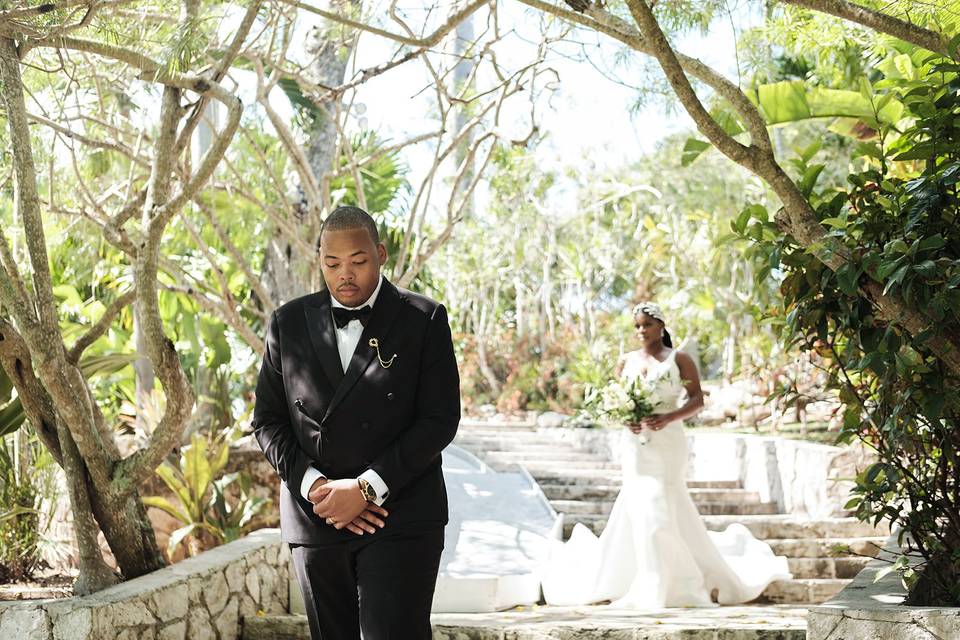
[252,205,461,639]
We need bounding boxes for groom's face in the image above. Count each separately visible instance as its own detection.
[320,227,387,307]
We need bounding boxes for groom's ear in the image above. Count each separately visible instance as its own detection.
[377,242,388,266]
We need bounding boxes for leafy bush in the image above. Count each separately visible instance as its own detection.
[0,429,57,582]
[738,50,960,605]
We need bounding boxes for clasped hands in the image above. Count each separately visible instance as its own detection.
[627,413,673,435]
[308,478,388,536]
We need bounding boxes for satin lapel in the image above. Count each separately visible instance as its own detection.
[303,292,345,390]
[322,279,404,422]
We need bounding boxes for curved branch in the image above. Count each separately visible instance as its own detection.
[624,0,755,165]
[280,0,489,48]
[779,0,953,59]
[67,290,135,364]
[515,0,772,153]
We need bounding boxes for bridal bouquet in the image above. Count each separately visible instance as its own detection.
[585,377,663,444]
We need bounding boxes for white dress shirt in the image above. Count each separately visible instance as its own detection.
[300,275,390,507]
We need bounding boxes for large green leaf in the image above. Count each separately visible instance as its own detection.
[183,433,212,514]
[685,81,906,165]
[155,463,197,519]
[142,496,190,524]
[755,81,811,123]
[750,81,904,126]
[0,397,25,438]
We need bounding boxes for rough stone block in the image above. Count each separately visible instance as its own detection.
[51,606,92,640]
[157,621,186,640]
[214,596,240,639]
[203,571,230,616]
[0,605,51,639]
[151,584,189,623]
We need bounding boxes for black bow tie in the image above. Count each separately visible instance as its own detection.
[332,305,372,329]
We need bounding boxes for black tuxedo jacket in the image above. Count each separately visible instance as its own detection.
[252,278,461,544]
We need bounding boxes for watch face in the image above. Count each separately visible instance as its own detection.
[361,479,376,501]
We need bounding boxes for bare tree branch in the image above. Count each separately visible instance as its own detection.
[67,289,136,364]
[280,0,489,48]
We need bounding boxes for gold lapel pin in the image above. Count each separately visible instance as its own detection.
[368,338,398,369]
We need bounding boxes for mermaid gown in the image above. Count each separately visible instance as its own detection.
[540,349,792,608]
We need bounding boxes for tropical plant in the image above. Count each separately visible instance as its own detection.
[0,428,58,583]
[144,428,270,558]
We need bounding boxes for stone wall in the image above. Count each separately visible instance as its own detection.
[807,533,960,639]
[545,427,874,517]
[0,529,288,640]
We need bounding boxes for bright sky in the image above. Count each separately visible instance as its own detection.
[344,1,758,169]
[235,1,761,220]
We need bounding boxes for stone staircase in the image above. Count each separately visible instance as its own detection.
[454,420,887,606]
[241,420,889,639]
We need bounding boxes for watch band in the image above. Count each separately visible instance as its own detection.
[358,477,377,502]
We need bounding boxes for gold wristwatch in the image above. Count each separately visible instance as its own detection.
[358,477,377,502]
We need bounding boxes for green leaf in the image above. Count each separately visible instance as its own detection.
[155,464,195,517]
[836,263,862,296]
[167,523,199,556]
[183,434,213,517]
[916,235,945,252]
[733,206,753,234]
[757,81,811,123]
[142,496,190,524]
[0,396,25,438]
[800,164,825,197]
[681,138,711,167]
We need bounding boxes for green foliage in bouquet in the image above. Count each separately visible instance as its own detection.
[585,377,660,426]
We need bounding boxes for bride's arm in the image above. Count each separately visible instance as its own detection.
[667,352,705,422]
[614,353,628,379]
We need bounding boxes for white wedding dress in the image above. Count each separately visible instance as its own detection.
[541,349,791,608]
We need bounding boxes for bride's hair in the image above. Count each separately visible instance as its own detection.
[661,328,673,348]
[633,302,673,348]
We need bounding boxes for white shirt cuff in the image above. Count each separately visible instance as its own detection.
[359,469,389,506]
[300,466,326,502]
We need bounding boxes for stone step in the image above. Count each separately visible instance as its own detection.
[453,436,576,459]
[703,515,890,540]
[458,421,537,430]
[539,483,623,500]
[454,429,545,440]
[552,499,779,517]
[687,480,743,489]
[541,484,758,502]
[494,459,622,472]
[528,469,624,484]
[549,489,765,513]
[244,606,808,640]
[484,451,609,464]
[768,536,887,558]
[563,514,887,541]
[786,555,872,579]
[760,578,848,604]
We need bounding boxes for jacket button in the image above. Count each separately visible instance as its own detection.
[387,392,395,401]
[361,421,370,430]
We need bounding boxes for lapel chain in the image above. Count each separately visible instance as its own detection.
[368,338,398,369]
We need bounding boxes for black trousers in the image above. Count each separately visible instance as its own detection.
[289,525,445,640]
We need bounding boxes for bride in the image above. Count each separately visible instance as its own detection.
[541,302,791,608]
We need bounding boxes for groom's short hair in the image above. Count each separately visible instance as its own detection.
[320,205,380,245]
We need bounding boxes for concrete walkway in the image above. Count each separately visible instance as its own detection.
[244,604,807,639]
